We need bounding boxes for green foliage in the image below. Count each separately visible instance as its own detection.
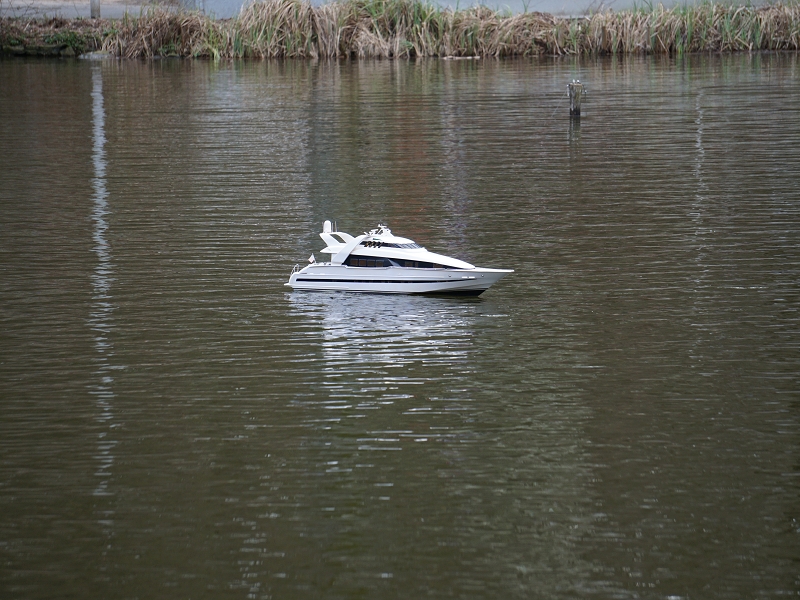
[157,41,178,56]
[44,30,88,50]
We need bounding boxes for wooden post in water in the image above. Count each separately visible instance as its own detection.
[90,0,100,18]
[568,80,584,118]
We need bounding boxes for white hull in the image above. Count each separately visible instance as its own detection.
[286,265,511,296]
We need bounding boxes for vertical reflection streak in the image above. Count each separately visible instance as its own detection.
[89,63,117,500]
[693,89,706,201]
[690,88,711,302]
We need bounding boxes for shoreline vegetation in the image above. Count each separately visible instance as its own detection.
[1,0,799,59]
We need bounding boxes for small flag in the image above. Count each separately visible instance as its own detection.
[308,253,316,263]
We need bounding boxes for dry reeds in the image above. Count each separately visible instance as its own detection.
[546,2,800,55]
[236,0,317,57]
[2,0,799,58]
[101,10,225,58]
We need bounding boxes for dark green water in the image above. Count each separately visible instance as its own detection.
[1,54,798,599]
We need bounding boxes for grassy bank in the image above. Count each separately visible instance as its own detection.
[2,0,799,58]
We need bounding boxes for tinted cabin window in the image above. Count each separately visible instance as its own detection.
[403,260,442,269]
[344,256,452,269]
[345,256,385,267]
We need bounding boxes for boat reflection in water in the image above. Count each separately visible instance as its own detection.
[286,290,484,412]
[283,290,596,596]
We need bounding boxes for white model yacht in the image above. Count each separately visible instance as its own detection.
[286,221,513,296]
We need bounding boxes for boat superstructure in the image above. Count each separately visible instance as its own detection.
[286,221,513,296]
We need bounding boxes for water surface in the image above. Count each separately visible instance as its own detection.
[1,54,799,599]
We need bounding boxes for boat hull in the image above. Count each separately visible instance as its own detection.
[286,265,512,296]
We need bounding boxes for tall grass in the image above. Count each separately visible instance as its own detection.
[5,0,798,58]
[575,1,800,54]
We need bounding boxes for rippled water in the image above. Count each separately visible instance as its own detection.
[1,54,798,599]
